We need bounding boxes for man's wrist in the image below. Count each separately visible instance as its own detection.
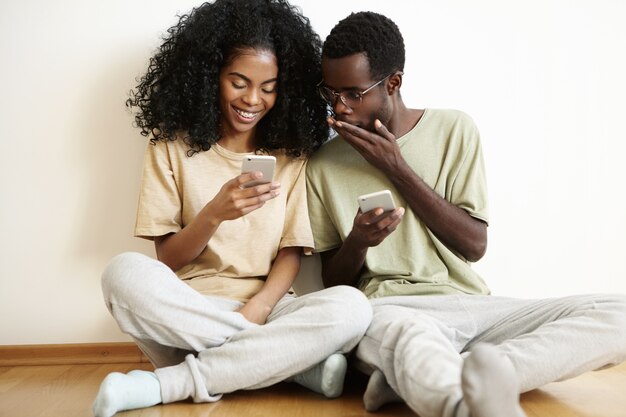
[386,155,413,187]
[345,232,370,254]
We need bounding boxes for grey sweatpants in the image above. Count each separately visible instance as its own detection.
[356,294,626,417]
[101,252,372,404]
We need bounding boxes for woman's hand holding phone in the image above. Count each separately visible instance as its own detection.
[241,155,276,188]
[202,172,280,224]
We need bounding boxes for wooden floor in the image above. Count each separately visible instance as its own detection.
[1,361,625,417]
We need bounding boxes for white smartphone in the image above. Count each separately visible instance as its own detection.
[357,190,397,213]
[241,155,276,188]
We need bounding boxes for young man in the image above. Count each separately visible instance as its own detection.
[306,11,626,417]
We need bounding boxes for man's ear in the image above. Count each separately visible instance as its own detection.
[387,71,403,95]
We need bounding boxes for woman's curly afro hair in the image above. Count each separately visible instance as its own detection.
[127,0,328,157]
[323,11,405,80]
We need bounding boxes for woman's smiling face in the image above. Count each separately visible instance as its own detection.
[218,48,278,142]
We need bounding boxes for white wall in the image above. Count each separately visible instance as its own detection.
[1,0,625,345]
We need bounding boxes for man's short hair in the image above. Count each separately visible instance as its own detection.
[322,11,405,79]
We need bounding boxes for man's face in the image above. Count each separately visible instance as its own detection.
[321,53,391,132]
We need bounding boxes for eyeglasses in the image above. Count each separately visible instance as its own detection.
[317,72,400,110]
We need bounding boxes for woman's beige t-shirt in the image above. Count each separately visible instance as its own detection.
[134,138,314,303]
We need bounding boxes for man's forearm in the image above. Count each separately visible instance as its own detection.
[320,235,368,288]
[388,161,487,262]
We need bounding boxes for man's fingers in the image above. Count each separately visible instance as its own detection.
[385,214,404,232]
[334,120,378,147]
[374,119,396,142]
[336,120,370,139]
[361,208,385,225]
[369,207,404,231]
[364,206,404,224]
[335,127,370,152]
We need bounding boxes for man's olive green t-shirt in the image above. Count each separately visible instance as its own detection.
[306,109,491,298]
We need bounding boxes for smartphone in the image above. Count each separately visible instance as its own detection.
[357,190,397,213]
[241,155,276,188]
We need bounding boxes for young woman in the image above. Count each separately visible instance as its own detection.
[92,1,372,416]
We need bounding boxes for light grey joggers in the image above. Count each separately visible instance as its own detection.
[356,293,626,417]
[101,252,372,404]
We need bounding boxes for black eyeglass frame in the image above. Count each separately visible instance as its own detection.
[317,71,403,110]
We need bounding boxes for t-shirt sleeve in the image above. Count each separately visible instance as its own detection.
[134,141,183,239]
[450,118,489,225]
[306,157,342,253]
[279,160,314,254]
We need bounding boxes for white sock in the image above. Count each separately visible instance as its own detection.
[92,370,162,417]
[460,344,527,417]
[289,353,348,398]
[363,369,402,411]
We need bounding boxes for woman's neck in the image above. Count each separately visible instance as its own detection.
[218,130,257,153]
